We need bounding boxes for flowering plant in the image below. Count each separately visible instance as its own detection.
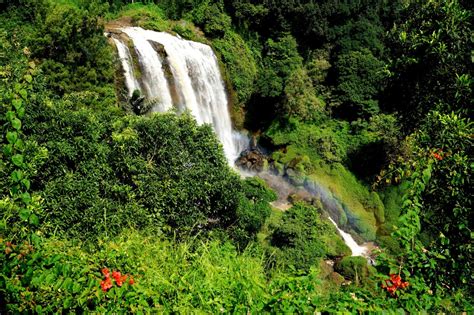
[382,274,409,296]
[100,268,135,292]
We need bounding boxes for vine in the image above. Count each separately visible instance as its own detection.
[1,48,41,241]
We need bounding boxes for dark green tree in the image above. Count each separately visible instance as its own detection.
[383,0,473,130]
[333,49,386,119]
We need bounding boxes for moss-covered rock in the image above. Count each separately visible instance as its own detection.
[335,256,375,285]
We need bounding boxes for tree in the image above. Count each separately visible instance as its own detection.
[383,0,473,131]
[257,34,302,98]
[282,67,324,122]
[333,49,386,119]
[27,1,114,96]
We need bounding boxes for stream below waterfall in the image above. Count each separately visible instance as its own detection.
[256,171,370,257]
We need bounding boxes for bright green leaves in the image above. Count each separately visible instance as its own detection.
[11,170,23,182]
[6,131,18,144]
[24,74,33,83]
[6,110,15,121]
[3,144,13,156]
[29,213,39,226]
[22,178,31,190]
[19,89,28,100]
[12,98,25,118]
[19,208,30,221]
[5,109,22,130]
[12,154,24,167]
[1,54,41,236]
[12,99,22,109]
[21,192,32,205]
[11,117,22,130]
[422,167,431,184]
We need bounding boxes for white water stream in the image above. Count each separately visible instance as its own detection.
[112,38,141,97]
[328,218,368,256]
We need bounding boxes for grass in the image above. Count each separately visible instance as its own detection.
[41,231,270,313]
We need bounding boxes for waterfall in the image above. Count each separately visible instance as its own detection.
[121,28,173,112]
[112,27,245,163]
[112,38,141,97]
[111,27,369,257]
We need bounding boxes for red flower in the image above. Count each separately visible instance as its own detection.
[383,273,409,296]
[128,276,135,285]
[100,277,113,292]
[112,270,124,287]
[101,268,110,278]
[432,152,443,160]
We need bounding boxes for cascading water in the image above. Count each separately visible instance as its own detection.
[328,218,367,256]
[112,27,246,163]
[112,38,141,97]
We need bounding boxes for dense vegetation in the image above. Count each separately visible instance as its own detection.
[1,0,472,312]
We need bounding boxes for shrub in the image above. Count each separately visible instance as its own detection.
[270,203,350,271]
[335,256,375,285]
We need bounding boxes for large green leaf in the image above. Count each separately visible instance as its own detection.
[6,131,18,144]
[12,154,24,167]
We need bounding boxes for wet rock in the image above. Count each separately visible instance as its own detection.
[285,167,305,186]
[148,40,168,59]
[236,148,268,172]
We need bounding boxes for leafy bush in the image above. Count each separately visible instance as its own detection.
[257,34,302,98]
[213,31,258,107]
[25,0,115,97]
[333,49,386,118]
[282,67,325,122]
[334,256,375,285]
[387,111,473,293]
[187,0,232,38]
[20,94,272,242]
[270,203,350,270]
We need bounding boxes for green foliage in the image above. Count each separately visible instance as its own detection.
[2,0,473,311]
[213,30,258,107]
[187,0,231,38]
[0,34,42,240]
[266,117,392,166]
[270,203,350,270]
[384,111,472,294]
[330,17,386,56]
[306,48,331,94]
[335,256,375,285]
[24,96,271,240]
[282,67,325,122]
[334,49,386,118]
[0,232,269,313]
[257,34,302,98]
[385,0,473,129]
[230,177,276,247]
[23,0,115,97]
